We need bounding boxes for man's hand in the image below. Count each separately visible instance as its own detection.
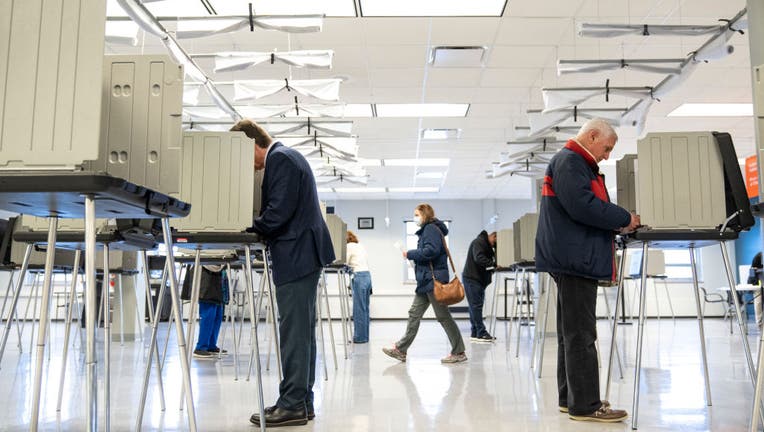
[402,251,408,259]
[620,213,641,234]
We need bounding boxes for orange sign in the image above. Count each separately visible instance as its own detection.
[745,155,759,198]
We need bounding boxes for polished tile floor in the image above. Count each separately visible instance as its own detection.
[0,317,760,431]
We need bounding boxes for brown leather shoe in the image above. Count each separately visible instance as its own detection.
[569,405,627,423]
[559,400,610,413]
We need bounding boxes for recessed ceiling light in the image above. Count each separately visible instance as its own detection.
[421,128,461,140]
[384,158,450,167]
[208,0,357,17]
[333,187,386,193]
[388,187,440,193]
[416,171,445,179]
[343,104,374,117]
[357,158,382,166]
[667,103,753,117]
[376,104,469,118]
[360,0,506,17]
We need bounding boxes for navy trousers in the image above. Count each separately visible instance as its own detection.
[275,270,320,411]
[463,276,489,338]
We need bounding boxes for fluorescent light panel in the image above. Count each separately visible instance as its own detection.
[317,187,334,193]
[416,171,445,179]
[107,0,209,16]
[210,0,356,16]
[357,158,382,166]
[343,104,374,117]
[376,104,469,118]
[333,187,386,193]
[384,158,450,167]
[421,128,461,140]
[360,0,506,16]
[667,103,753,117]
[388,187,439,193]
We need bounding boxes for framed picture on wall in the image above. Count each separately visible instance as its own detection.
[358,217,374,230]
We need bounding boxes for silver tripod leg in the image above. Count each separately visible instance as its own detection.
[336,271,349,360]
[632,242,649,430]
[689,247,712,406]
[316,271,328,381]
[134,274,143,342]
[536,274,552,378]
[605,247,628,401]
[136,260,170,431]
[30,217,58,432]
[244,248,266,432]
[0,270,15,328]
[118,273,124,346]
[179,249,203,410]
[57,250,81,412]
[160,218,197,431]
[103,245,112,432]
[490,272,501,337]
[601,284,624,380]
[263,252,282,380]
[0,244,32,368]
[321,271,338,371]
[29,271,41,356]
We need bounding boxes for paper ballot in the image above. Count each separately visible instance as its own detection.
[394,241,414,269]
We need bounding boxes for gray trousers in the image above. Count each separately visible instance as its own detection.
[396,291,465,355]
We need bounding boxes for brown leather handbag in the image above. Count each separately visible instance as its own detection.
[429,231,465,306]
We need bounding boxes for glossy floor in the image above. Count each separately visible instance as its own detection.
[0,317,760,431]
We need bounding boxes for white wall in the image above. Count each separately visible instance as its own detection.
[322,199,535,319]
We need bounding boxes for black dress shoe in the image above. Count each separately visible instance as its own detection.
[250,406,307,427]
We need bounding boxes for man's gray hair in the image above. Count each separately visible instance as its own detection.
[576,118,617,140]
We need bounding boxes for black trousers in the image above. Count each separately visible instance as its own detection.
[275,270,321,411]
[551,273,603,416]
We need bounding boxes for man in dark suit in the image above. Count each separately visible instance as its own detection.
[231,119,335,427]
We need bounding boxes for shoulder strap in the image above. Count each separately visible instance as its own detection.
[436,229,457,273]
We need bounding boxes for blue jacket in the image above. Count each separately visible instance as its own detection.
[253,142,336,285]
[535,140,631,281]
[407,219,450,294]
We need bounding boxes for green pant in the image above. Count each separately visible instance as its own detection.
[396,292,465,355]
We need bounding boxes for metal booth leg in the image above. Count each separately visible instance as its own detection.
[160,218,197,431]
[0,244,32,368]
[321,270,338,371]
[30,217,58,432]
[136,260,169,431]
[316,270,329,381]
[244,247,266,432]
[179,250,203,410]
[263,251,283,380]
[689,247,712,406]
[632,242,649,430]
[56,250,81,412]
[103,245,112,432]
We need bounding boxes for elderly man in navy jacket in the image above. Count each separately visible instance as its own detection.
[232,119,335,427]
[535,118,639,423]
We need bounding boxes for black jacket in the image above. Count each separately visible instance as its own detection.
[462,231,495,286]
[181,266,223,304]
[407,219,450,294]
[253,142,336,285]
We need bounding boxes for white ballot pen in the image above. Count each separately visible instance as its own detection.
[394,241,414,269]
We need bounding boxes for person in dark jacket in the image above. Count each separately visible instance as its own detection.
[183,265,227,359]
[462,230,497,342]
[535,118,639,423]
[382,203,467,364]
[234,119,335,428]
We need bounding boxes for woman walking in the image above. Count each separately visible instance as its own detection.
[382,204,467,363]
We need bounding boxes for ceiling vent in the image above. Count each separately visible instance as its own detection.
[430,46,486,67]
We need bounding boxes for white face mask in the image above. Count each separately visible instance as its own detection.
[413,216,422,226]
